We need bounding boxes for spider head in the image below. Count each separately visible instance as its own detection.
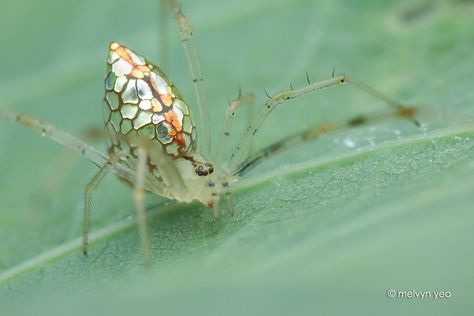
[174,154,236,207]
[192,161,214,177]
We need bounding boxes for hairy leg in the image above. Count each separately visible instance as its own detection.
[229,74,422,170]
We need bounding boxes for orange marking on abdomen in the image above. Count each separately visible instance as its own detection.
[111,45,150,78]
[151,98,162,112]
[131,68,144,78]
[160,94,173,107]
[137,65,151,73]
[175,133,185,147]
[112,46,136,66]
[164,111,185,147]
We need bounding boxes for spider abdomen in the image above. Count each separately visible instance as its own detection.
[104,42,196,158]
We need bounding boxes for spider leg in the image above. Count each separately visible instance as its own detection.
[83,153,123,255]
[246,93,256,157]
[145,140,188,197]
[134,147,151,268]
[166,0,211,156]
[234,109,419,177]
[212,190,235,218]
[1,108,108,168]
[0,108,151,189]
[212,194,221,218]
[224,191,235,216]
[216,92,255,166]
[215,91,253,216]
[229,74,423,169]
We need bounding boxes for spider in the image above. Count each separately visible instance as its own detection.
[0,0,439,267]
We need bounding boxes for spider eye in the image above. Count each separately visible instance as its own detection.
[194,162,214,177]
[205,163,214,174]
[104,42,196,158]
[197,170,208,176]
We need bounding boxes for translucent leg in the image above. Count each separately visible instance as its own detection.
[0,108,148,189]
[1,108,107,168]
[83,154,122,255]
[224,191,234,216]
[246,93,256,157]
[134,147,151,268]
[230,74,420,169]
[212,195,221,218]
[166,0,211,156]
[234,109,419,176]
[145,138,188,197]
[215,91,255,166]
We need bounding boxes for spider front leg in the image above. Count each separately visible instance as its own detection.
[166,0,211,156]
[215,89,254,216]
[212,194,221,218]
[229,74,420,170]
[211,186,234,218]
[224,191,234,216]
[83,152,124,255]
[216,90,255,166]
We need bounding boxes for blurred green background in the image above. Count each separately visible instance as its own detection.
[1,0,474,314]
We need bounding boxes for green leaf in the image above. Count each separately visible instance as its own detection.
[1,0,474,314]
